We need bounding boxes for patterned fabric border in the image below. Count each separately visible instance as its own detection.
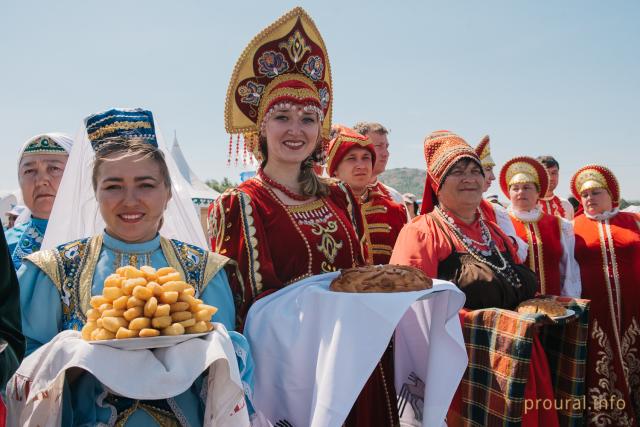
[452,301,589,427]
[539,297,590,427]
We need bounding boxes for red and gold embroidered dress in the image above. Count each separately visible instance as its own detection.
[570,165,640,425]
[573,212,640,425]
[209,179,364,324]
[215,7,398,425]
[510,212,564,295]
[500,156,581,297]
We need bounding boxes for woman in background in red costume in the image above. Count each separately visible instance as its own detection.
[209,8,397,426]
[571,165,640,426]
[500,156,581,297]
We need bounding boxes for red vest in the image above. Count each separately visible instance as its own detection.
[510,212,563,295]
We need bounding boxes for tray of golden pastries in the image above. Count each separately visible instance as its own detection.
[82,265,217,350]
[330,265,433,293]
[89,331,212,350]
[516,298,575,320]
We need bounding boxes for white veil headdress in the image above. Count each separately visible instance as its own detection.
[41,108,206,250]
[15,133,75,226]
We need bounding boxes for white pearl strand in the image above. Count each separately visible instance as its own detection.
[435,206,522,288]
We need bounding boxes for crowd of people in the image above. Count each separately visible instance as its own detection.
[1,6,639,427]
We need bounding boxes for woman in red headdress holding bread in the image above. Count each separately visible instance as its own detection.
[571,165,640,426]
[209,8,399,426]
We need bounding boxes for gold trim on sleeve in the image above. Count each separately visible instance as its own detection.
[25,250,62,293]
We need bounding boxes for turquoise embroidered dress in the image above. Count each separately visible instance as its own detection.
[18,232,253,426]
[5,216,47,270]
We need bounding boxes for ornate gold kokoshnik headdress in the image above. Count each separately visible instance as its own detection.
[224,7,333,164]
[499,156,550,198]
[570,164,620,207]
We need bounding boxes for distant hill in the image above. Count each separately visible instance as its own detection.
[378,168,426,197]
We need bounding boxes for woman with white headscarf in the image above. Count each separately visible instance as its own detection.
[4,133,73,269]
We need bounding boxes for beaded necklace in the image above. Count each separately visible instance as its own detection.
[435,206,522,288]
[258,168,311,202]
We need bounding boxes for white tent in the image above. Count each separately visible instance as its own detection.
[170,132,220,207]
[1,192,18,225]
[170,133,220,242]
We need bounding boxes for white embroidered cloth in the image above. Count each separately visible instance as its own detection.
[5,324,249,427]
[244,272,468,427]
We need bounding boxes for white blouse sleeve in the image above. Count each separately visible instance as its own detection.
[559,218,582,297]
[494,204,529,263]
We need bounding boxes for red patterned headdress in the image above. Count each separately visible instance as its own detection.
[420,130,481,214]
[326,127,376,177]
[224,7,332,164]
[499,156,549,199]
[475,135,495,168]
[570,164,620,207]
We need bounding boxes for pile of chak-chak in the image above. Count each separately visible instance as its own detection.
[82,265,217,341]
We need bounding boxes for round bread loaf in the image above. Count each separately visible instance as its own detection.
[516,298,566,317]
[329,265,433,293]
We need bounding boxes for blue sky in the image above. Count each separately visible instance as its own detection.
[1,1,639,200]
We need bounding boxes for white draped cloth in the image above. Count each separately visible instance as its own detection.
[244,272,468,427]
[5,325,249,427]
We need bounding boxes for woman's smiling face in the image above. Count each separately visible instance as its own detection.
[263,104,321,166]
[95,153,171,243]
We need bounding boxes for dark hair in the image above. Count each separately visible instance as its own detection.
[92,137,172,191]
[537,155,559,170]
[258,136,330,197]
[352,122,389,136]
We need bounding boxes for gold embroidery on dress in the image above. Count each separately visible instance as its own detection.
[25,249,62,292]
[531,222,546,294]
[78,235,103,317]
[621,318,640,416]
[160,237,187,282]
[114,401,180,427]
[588,320,635,426]
[311,221,343,264]
[287,198,324,213]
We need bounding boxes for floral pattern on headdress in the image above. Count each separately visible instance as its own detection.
[224,7,333,164]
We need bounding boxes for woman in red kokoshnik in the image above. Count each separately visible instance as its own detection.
[209,8,398,426]
[570,165,640,426]
[500,156,582,297]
